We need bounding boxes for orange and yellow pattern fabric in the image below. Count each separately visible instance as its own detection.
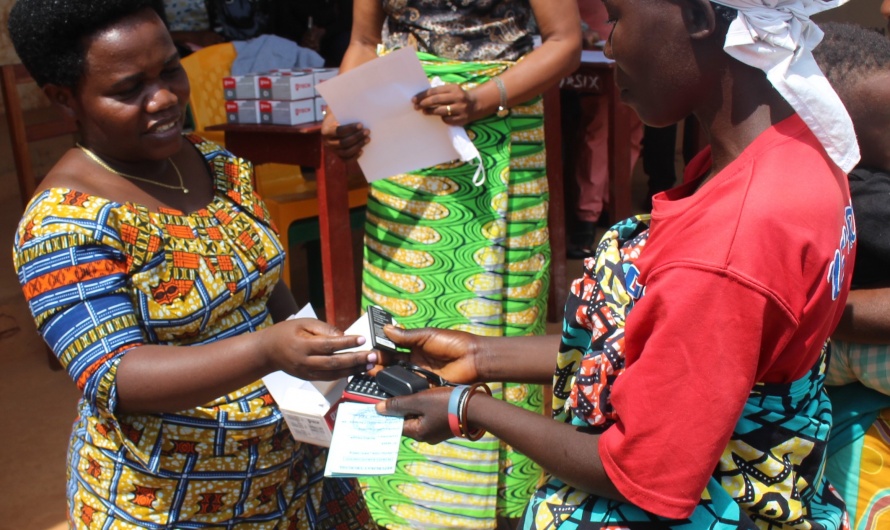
[12,135,371,529]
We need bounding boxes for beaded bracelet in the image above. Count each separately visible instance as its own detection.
[459,382,492,441]
[447,385,469,439]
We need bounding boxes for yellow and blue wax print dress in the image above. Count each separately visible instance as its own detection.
[12,135,372,529]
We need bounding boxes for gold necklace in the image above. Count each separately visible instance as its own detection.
[76,143,189,194]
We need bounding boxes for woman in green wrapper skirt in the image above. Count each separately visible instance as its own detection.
[322,1,581,528]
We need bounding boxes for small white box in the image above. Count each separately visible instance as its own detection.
[271,375,347,447]
[262,304,380,447]
[257,72,314,101]
[308,68,338,97]
[222,75,260,100]
[314,97,329,121]
[259,99,316,126]
[225,100,261,124]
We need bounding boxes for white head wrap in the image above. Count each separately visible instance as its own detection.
[711,0,859,172]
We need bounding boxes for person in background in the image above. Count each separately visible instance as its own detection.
[286,0,354,67]
[196,1,350,68]
[322,0,581,528]
[371,0,858,528]
[565,0,643,258]
[162,0,223,54]
[7,1,375,527]
[812,21,890,530]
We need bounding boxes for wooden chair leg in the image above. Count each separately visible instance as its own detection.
[543,85,567,323]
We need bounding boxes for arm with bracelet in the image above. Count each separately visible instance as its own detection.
[320,0,583,160]
[410,0,583,126]
[377,326,623,500]
[374,326,627,503]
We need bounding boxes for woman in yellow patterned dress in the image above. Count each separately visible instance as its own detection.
[9,1,375,527]
[321,1,581,528]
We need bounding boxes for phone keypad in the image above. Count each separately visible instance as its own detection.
[343,373,389,402]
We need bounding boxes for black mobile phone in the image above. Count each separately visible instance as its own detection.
[340,365,432,404]
[367,306,399,355]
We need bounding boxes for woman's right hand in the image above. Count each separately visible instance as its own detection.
[381,326,481,385]
[262,318,374,381]
[321,113,370,162]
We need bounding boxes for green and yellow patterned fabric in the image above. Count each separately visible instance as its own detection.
[359,51,549,529]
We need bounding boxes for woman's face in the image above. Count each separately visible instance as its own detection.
[602,0,716,127]
[71,8,189,163]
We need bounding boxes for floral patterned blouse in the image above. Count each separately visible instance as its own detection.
[381,0,535,61]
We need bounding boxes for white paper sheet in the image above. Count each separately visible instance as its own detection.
[315,47,464,182]
[324,402,404,477]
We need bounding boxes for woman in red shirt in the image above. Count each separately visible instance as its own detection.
[372,1,859,528]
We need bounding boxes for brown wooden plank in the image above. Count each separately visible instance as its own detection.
[543,85,567,323]
[317,147,357,329]
[1,64,38,208]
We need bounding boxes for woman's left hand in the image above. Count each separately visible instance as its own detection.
[375,386,455,444]
[413,84,477,127]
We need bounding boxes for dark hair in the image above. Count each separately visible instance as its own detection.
[812,22,890,96]
[8,0,167,89]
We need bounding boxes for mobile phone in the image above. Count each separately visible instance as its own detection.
[367,305,399,355]
[341,373,390,403]
[340,365,432,404]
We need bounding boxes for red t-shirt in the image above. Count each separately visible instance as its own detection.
[598,115,855,519]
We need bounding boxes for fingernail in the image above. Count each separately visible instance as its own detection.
[367,352,378,363]
[356,336,366,345]
[366,363,375,371]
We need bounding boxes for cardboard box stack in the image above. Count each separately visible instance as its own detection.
[223,67,337,125]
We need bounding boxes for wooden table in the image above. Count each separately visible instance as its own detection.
[207,122,357,330]
[556,50,636,223]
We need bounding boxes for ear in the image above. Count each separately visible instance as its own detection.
[42,84,79,120]
[683,0,717,39]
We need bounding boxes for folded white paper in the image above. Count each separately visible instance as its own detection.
[316,47,466,182]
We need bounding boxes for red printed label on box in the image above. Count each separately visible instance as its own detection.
[259,99,315,125]
[226,100,261,124]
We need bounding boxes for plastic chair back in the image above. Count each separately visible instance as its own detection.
[181,42,236,146]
